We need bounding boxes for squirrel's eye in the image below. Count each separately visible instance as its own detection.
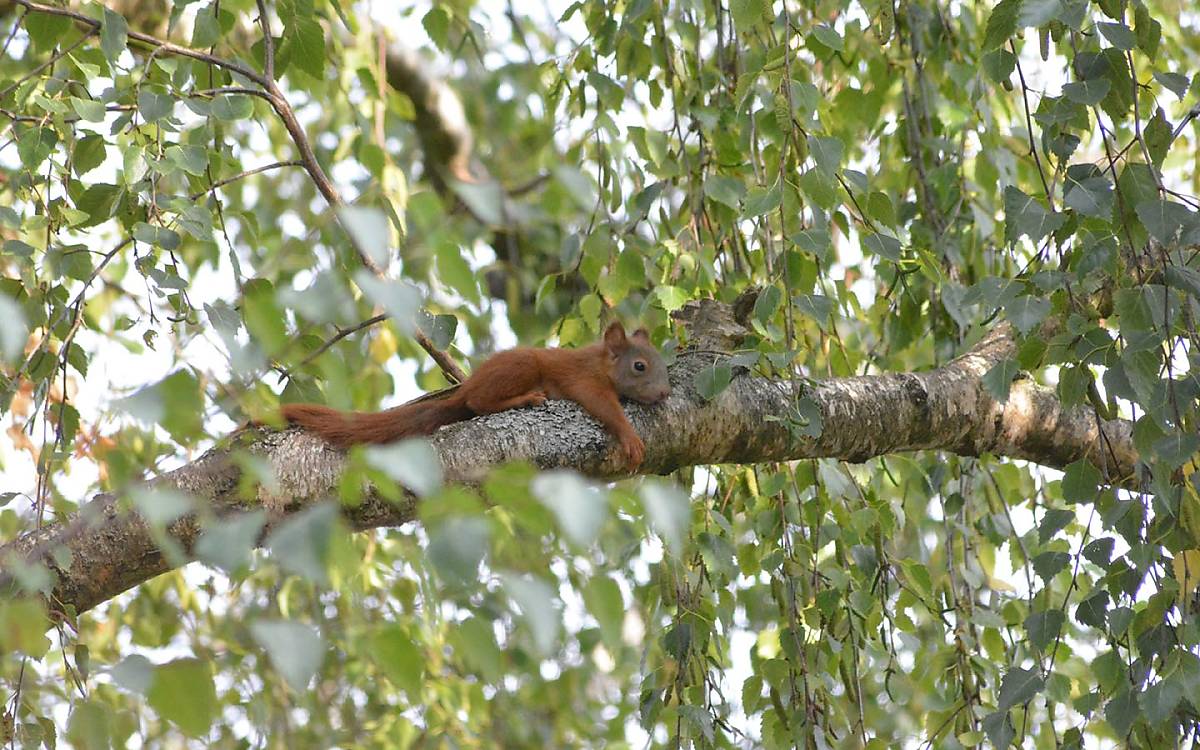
[634,360,646,372]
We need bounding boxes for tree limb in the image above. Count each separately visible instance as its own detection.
[0,318,1138,617]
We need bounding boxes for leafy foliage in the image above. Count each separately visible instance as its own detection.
[0,0,1199,748]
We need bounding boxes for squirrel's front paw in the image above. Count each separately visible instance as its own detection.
[619,434,645,470]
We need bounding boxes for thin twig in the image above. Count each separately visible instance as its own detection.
[414,329,467,383]
[277,313,388,383]
[11,0,467,385]
[275,314,468,385]
[256,0,275,83]
[11,0,265,85]
[189,160,303,200]
[4,239,131,399]
[0,31,94,101]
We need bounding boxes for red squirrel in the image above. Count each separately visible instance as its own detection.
[279,322,672,468]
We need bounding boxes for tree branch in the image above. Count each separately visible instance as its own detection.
[10,0,264,84]
[0,317,1138,617]
[9,0,469,386]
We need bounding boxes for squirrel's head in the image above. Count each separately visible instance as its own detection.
[603,322,672,405]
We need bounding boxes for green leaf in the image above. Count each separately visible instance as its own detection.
[694,362,733,400]
[792,293,834,323]
[210,94,254,120]
[1018,0,1062,27]
[983,0,1021,50]
[553,165,597,210]
[195,511,267,573]
[1096,21,1136,50]
[337,205,391,269]
[265,502,339,585]
[753,284,782,323]
[1104,689,1138,736]
[371,625,424,696]
[435,238,480,304]
[355,273,421,335]
[1083,537,1115,566]
[1152,431,1200,470]
[365,439,444,496]
[790,227,831,260]
[0,294,29,364]
[1004,186,1066,243]
[1025,610,1065,651]
[704,175,745,209]
[982,48,1016,83]
[250,620,325,692]
[24,12,71,51]
[1062,79,1111,105]
[191,6,220,48]
[133,222,182,251]
[502,573,560,655]
[743,178,782,217]
[810,24,844,51]
[582,575,624,648]
[288,17,327,80]
[73,134,107,176]
[147,659,217,737]
[117,370,203,442]
[862,232,901,262]
[100,7,129,63]
[1154,71,1189,99]
[730,0,767,30]
[1063,165,1114,218]
[110,654,154,694]
[167,144,208,176]
[128,486,193,527]
[983,358,1019,402]
[640,480,690,556]
[1032,550,1070,582]
[1039,508,1075,544]
[531,470,608,548]
[66,700,111,749]
[654,285,688,312]
[418,312,458,350]
[137,87,175,122]
[0,599,52,658]
[17,127,57,168]
[808,135,843,177]
[1003,295,1050,335]
[70,97,106,122]
[422,7,451,48]
[983,710,1015,748]
[1062,459,1101,503]
[449,179,504,226]
[1075,590,1110,628]
[1144,110,1174,168]
[798,168,839,209]
[997,666,1045,712]
[427,517,489,584]
[1135,199,1195,246]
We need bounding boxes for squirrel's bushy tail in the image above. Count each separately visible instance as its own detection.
[280,394,473,448]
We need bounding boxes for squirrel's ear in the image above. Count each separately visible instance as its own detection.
[631,327,650,344]
[603,321,628,352]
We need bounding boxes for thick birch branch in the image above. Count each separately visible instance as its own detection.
[0,320,1137,618]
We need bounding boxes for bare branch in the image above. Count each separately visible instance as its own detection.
[189,160,303,200]
[11,0,266,85]
[0,316,1140,617]
[255,0,275,83]
[414,329,467,384]
[277,313,389,383]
